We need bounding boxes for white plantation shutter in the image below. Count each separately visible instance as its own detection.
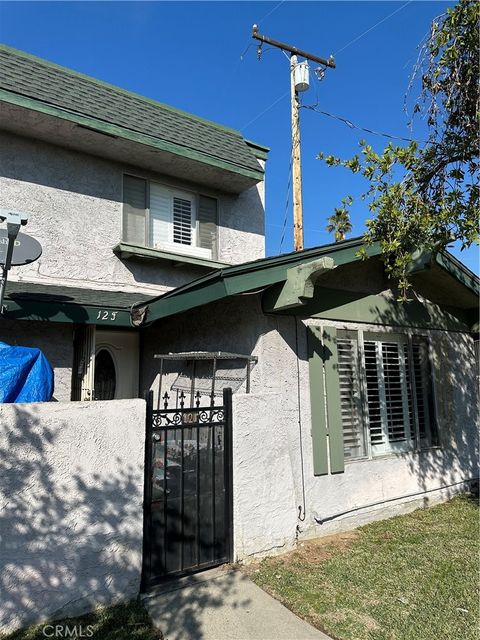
[411,337,437,446]
[173,195,193,245]
[364,340,383,447]
[150,183,172,248]
[123,175,147,245]
[337,333,367,459]
[331,330,437,462]
[364,337,413,454]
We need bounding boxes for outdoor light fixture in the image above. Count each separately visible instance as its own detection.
[0,209,42,314]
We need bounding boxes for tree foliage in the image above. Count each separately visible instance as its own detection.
[326,196,353,242]
[320,0,479,296]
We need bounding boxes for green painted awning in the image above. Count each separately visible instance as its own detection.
[129,238,479,331]
[3,281,151,327]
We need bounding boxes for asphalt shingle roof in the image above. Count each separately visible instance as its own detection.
[0,45,264,177]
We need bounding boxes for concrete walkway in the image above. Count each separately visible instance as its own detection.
[143,567,332,640]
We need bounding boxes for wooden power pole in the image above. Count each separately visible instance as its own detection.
[252,26,336,252]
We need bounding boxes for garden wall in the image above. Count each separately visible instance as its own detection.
[0,399,146,633]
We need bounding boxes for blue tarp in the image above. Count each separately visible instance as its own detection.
[0,342,54,402]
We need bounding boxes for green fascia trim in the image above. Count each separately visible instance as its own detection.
[133,238,381,325]
[3,299,133,327]
[113,242,229,270]
[300,287,471,331]
[322,326,344,474]
[137,280,228,327]
[436,251,480,297]
[263,257,336,311]
[0,90,265,183]
[0,44,253,139]
[245,139,270,161]
[307,326,329,476]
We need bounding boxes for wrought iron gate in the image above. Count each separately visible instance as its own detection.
[142,388,233,589]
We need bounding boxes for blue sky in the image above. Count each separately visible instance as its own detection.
[1,0,477,272]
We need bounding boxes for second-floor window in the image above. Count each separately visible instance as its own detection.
[122,175,218,259]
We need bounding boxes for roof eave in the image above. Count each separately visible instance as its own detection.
[0,90,265,189]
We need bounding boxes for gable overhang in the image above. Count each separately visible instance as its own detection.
[131,240,479,333]
[130,238,381,326]
[0,94,264,194]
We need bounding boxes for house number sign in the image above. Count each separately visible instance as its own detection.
[95,310,119,321]
[182,412,199,424]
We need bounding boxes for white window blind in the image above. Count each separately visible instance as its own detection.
[150,183,171,247]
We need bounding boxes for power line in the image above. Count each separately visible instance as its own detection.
[334,1,412,56]
[239,0,285,61]
[240,90,290,131]
[302,104,431,145]
[257,0,286,26]
[279,139,294,253]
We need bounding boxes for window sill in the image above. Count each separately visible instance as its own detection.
[345,445,443,465]
[113,242,229,270]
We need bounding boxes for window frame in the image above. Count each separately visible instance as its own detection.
[338,327,439,463]
[121,173,218,259]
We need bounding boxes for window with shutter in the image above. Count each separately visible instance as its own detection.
[122,175,217,259]
[335,330,437,461]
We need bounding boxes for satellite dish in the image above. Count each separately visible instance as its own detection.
[0,229,42,266]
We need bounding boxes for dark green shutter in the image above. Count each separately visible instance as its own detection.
[322,326,345,473]
[307,326,329,475]
[198,195,218,257]
[308,325,345,475]
[123,175,147,246]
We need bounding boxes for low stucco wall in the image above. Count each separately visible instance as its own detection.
[0,399,146,633]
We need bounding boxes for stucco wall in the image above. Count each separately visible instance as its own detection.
[0,319,73,401]
[0,130,265,295]
[140,295,479,561]
[0,399,146,633]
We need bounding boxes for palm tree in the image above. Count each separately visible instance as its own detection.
[326,207,352,242]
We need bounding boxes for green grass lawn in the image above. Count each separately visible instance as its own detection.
[248,495,479,640]
[1,601,161,640]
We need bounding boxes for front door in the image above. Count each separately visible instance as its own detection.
[95,329,139,399]
[71,327,139,400]
[142,388,233,589]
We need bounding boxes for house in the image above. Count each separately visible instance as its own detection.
[0,45,478,632]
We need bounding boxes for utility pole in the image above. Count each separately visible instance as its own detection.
[252,26,336,252]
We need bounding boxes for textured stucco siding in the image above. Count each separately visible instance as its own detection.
[0,131,265,295]
[140,295,479,561]
[0,319,73,401]
[0,399,146,633]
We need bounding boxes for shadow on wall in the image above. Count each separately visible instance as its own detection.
[0,402,245,638]
[0,402,147,633]
[370,302,479,502]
